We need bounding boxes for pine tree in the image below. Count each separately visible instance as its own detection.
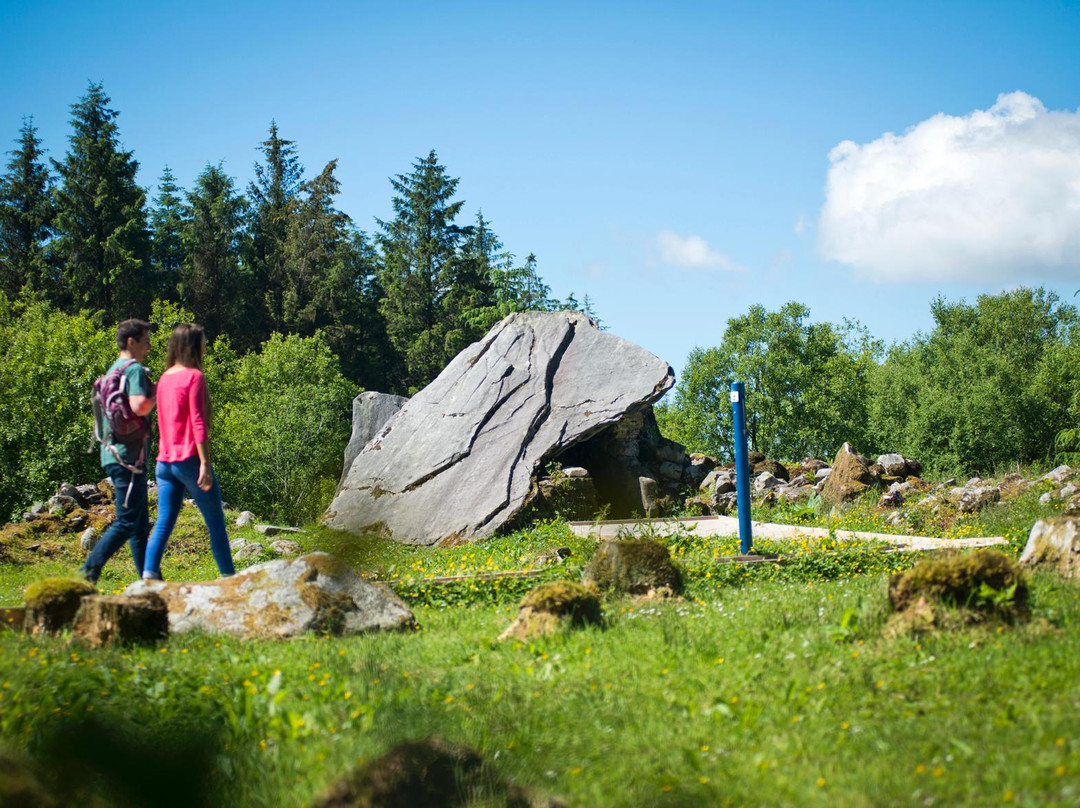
[0,117,55,297]
[376,149,469,392]
[247,121,303,339]
[149,166,185,300]
[51,82,151,320]
[181,164,246,340]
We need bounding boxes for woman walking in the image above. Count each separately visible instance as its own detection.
[143,324,235,581]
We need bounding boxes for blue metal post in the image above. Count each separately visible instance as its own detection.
[730,382,753,554]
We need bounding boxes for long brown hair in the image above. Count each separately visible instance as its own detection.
[165,323,206,370]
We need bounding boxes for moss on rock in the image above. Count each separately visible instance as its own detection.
[24,577,96,635]
[582,538,683,596]
[520,581,602,626]
[888,549,1027,619]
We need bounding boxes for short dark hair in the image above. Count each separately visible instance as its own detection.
[165,323,206,370]
[116,319,151,351]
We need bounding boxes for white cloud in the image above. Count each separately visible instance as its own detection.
[818,92,1080,283]
[794,214,808,236]
[656,230,744,272]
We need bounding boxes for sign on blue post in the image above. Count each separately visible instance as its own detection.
[730,382,753,555]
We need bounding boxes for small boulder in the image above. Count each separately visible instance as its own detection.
[254,524,302,537]
[47,495,77,515]
[79,527,99,551]
[1019,516,1080,578]
[123,553,416,638]
[498,581,602,641]
[270,539,302,557]
[234,511,256,527]
[753,471,781,493]
[888,550,1027,617]
[229,538,248,551]
[949,485,1001,514]
[876,453,907,477]
[582,539,682,596]
[1042,465,1074,486]
[821,443,873,505]
[23,578,96,635]
[751,457,789,482]
[71,593,169,647]
[234,542,264,560]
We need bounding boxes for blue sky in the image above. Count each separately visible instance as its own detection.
[2,0,1079,375]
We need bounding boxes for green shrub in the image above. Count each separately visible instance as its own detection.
[0,296,114,520]
[212,332,357,524]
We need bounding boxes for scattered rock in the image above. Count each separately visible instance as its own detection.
[888,550,1027,620]
[234,511,256,527]
[753,471,781,493]
[47,495,77,515]
[582,538,682,596]
[23,577,96,636]
[327,311,674,545]
[270,539,302,557]
[949,484,1001,514]
[1020,516,1080,578]
[821,443,873,505]
[229,538,248,552]
[79,527,99,551]
[123,553,416,639]
[751,457,789,482]
[1042,465,1074,486]
[234,542,264,560]
[876,453,907,476]
[638,476,661,517]
[498,581,602,641]
[254,524,302,537]
[71,593,169,647]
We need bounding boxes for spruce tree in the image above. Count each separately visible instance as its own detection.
[149,166,185,300]
[0,117,55,297]
[376,149,469,392]
[51,82,151,320]
[181,164,246,341]
[247,121,303,339]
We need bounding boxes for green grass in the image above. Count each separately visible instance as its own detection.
[1,484,1079,806]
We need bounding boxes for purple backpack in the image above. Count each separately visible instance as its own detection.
[91,359,150,461]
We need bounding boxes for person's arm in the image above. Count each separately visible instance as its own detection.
[128,365,155,416]
[189,372,213,491]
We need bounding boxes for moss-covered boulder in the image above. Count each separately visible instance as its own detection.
[23,577,96,635]
[888,550,1027,621]
[582,538,683,596]
[311,736,568,808]
[498,581,602,641]
[821,443,873,505]
[1019,516,1080,577]
[71,594,169,647]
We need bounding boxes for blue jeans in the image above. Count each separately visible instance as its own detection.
[81,464,148,584]
[144,456,235,578]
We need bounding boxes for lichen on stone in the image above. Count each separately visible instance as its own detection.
[582,538,683,596]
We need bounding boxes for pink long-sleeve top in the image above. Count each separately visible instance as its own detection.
[155,367,210,462]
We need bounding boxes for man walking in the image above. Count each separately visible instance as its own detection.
[81,319,156,584]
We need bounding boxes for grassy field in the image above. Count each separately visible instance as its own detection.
[1,480,1078,806]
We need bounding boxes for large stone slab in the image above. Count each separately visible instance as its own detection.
[124,553,416,638]
[325,311,674,545]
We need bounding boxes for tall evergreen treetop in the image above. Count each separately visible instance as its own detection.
[0,117,55,297]
[51,82,150,319]
[150,166,185,291]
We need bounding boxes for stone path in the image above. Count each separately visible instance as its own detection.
[568,514,1008,551]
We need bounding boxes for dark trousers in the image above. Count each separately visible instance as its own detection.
[80,464,148,584]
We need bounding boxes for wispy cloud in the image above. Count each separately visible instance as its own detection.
[818,91,1080,283]
[656,230,745,272]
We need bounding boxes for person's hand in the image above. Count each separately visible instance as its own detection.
[198,462,213,491]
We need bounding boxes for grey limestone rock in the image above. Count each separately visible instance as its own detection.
[79,528,99,551]
[339,391,410,489]
[1020,516,1080,577]
[123,552,416,638]
[234,511,255,527]
[270,539,302,557]
[326,311,674,545]
[234,542,264,560]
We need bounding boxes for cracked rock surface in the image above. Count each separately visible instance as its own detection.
[325,311,674,545]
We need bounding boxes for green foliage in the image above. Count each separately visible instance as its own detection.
[212,332,357,524]
[661,302,881,460]
[869,287,1080,475]
[148,166,185,298]
[50,82,151,321]
[0,297,114,520]
[0,118,55,298]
